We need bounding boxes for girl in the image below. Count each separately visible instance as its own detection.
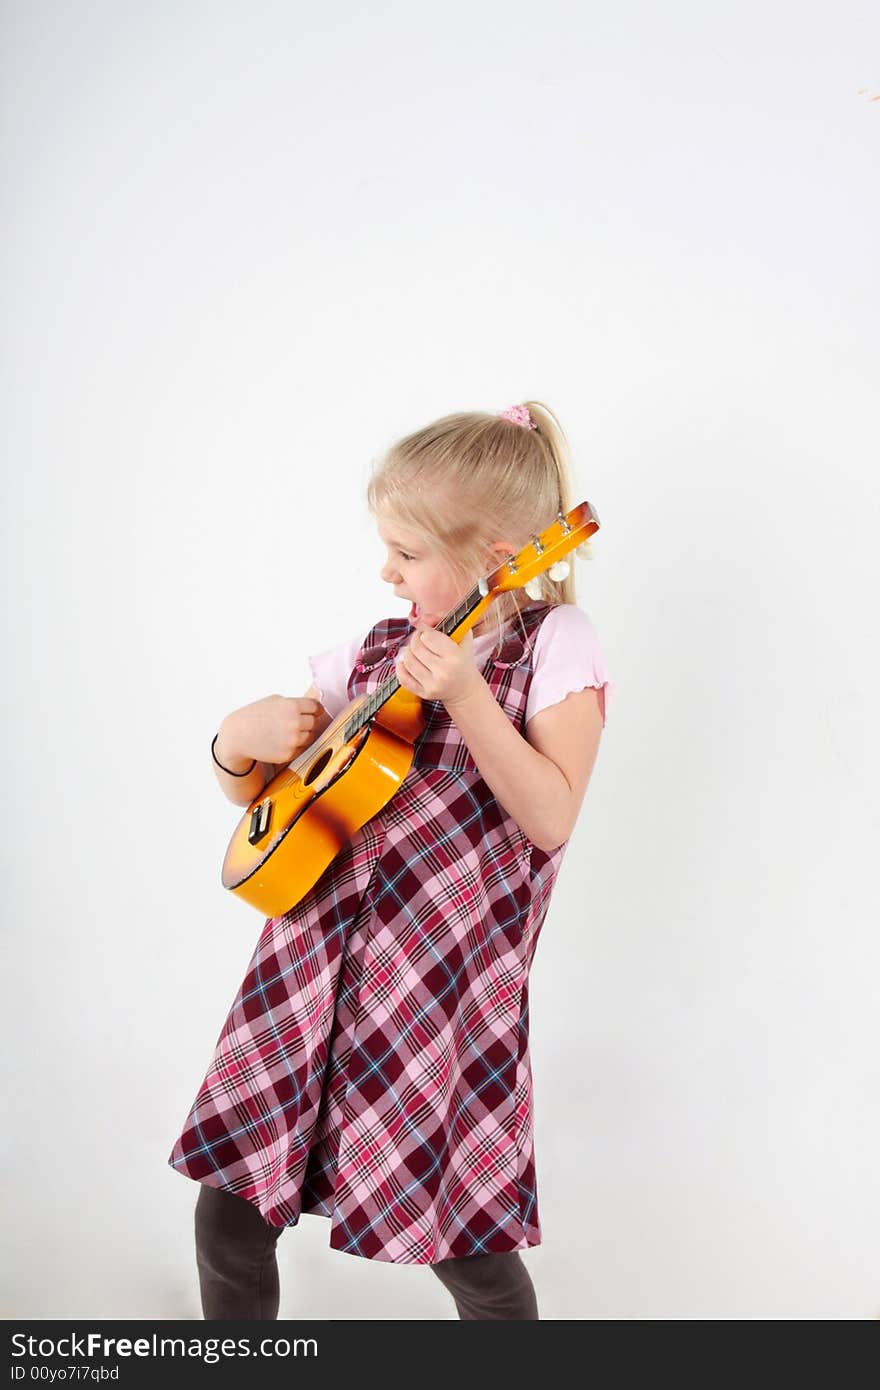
[167,401,614,1320]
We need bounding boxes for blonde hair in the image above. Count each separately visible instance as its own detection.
[367,400,593,655]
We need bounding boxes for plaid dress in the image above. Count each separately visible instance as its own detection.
[167,599,570,1264]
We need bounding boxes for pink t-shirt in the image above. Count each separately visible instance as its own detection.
[307,604,614,727]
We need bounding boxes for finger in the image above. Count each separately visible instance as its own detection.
[415,624,443,649]
[396,655,421,690]
[406,645,433,675]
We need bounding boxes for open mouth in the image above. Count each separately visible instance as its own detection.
[408,601,436,626]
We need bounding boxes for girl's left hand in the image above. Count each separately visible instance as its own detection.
[395,623,482,705]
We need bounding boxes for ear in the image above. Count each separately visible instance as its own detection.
[488,538,518,563]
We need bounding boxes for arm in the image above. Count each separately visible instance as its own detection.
[213,684,333,807]
[443,679,604,852]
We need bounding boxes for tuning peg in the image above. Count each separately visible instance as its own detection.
[524,577,543,599]
[548,559,570,581]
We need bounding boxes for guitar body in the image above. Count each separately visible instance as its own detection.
[221,687,426,917]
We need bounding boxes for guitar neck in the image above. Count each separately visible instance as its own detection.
[341,499,596,740]
[343,578,489,739]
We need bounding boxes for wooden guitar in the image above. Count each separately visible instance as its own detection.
[221,501,600,916]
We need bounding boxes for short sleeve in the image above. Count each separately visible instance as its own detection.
[307,631,366,718]
[526,605,614,727]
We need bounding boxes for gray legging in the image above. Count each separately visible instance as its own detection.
[194,1183,539,1320]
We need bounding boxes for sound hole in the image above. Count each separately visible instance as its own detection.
[302,748,334,787]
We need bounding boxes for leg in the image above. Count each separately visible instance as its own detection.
[431,1249,539,1320]
[194,1183,285,1320]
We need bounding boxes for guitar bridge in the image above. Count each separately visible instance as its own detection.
[247,797,272,846]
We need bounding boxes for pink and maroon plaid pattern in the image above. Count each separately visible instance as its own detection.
[167,600,569,1263]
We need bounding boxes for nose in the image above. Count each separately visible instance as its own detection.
[380,556,402,585]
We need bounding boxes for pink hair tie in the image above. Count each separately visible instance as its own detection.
[499,403,537,430]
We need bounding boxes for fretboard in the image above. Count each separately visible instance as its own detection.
[342,579,487,740]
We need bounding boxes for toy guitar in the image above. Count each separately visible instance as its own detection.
[221,501,600,916]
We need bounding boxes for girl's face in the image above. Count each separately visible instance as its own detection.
[377,519,465,628]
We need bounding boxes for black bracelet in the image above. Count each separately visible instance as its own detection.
[211,732,257,777]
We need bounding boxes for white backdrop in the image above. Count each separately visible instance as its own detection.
[3,0,878,1320]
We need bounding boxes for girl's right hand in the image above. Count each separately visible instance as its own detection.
[222,694,330,766]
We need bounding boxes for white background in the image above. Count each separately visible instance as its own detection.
[3,0,879,1319]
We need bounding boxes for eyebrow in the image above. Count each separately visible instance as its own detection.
[378,531,420,551]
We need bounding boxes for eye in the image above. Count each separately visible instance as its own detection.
[398,551,416,562]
